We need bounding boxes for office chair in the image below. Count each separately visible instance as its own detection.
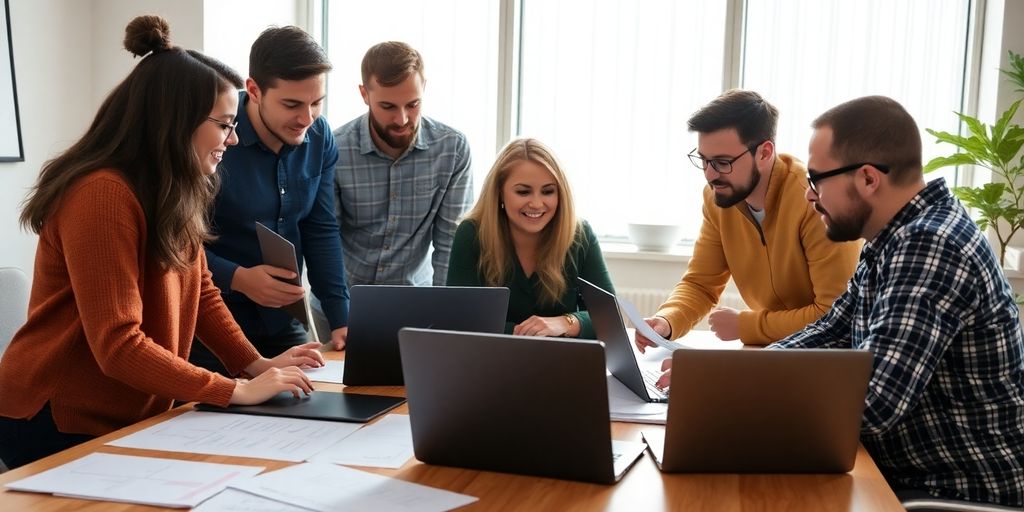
[0,266,30,474]
[0,267,29,360]
[901,490,1022,511]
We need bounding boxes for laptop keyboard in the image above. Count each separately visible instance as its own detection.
[641,368,669,400]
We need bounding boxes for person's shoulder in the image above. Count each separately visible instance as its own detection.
[420,116,469,144]
[68,169,133,198]
[332,114,366,138]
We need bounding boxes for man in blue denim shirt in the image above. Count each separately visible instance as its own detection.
[191,27,350,374]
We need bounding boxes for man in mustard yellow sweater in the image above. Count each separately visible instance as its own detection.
[636,90,860,346]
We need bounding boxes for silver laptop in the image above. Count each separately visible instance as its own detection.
[398,328,647,484]
[578,277,668,403]
[343,286,509,386]
[643,348,872,473]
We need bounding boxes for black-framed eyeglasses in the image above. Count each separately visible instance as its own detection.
[687,141,764,174]
[206,117,238,142]
[806,163,891,194]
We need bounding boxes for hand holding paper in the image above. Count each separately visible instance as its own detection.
[618,297,685,352]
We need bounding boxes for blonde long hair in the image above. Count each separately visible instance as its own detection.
[465,138,580,305]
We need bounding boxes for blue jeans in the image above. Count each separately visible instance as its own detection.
[0,403,95,470]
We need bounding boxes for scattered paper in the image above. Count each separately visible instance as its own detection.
[303,360,345,383]
[309,414,413,468]
[194,488,312,512]
[231,462,478,512]
[5,453,262,509]
[607,375,667,424]
[108,411,361,462]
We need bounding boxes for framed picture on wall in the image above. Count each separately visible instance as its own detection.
[0,0,23,162]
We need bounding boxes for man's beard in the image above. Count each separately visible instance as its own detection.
[370,114,417,150]
[711,161,760,208]
[817,186,871,242]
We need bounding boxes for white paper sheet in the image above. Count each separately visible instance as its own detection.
[619,297,744,350]
[5,453,262,509]
[107,411,362,462]
[302,360,345,383]
[231,462,478,512]
[194,488,312,512]
[607,375,668,424]
[308,414,413,468]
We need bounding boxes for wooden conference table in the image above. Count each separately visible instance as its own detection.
[0,349,903,511]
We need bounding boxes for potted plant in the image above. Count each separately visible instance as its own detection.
[924,50,1024,266]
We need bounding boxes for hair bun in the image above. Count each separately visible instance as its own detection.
[123,15,172,57]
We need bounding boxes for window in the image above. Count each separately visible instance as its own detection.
[322,0,975,243]
[322,0,499,175]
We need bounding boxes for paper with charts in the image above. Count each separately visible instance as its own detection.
[309,414,414,468]
[107,411,361,462]
[230,462,478,512]
[4,452,262,509]
[302,359,345,383]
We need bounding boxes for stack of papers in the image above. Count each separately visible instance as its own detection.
[5,453,262,508]
[607,376,668,424]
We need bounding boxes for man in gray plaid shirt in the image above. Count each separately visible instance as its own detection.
[777,96,1022,508]
[333,41,473,286]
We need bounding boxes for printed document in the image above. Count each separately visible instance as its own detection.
[309,414,413,468]
[107,411,361,462]
[5,453,262,509]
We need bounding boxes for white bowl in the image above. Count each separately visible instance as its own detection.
[627,223,682,252]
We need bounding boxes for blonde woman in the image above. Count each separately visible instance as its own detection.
[447,138,614,338]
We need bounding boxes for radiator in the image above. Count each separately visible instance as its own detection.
[616,287,747,330]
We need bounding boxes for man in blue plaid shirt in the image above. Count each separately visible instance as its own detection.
[333,42,473,286]
[776,96,1023,507]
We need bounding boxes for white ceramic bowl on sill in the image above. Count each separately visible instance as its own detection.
[626,223,682,252]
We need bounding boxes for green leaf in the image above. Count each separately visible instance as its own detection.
[924,153,978,173]
[992,100,1021,143]
[957,112,989,141]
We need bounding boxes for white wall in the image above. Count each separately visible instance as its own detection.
[0,0,95,274]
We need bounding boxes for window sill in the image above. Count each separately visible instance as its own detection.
[599,241,693,264]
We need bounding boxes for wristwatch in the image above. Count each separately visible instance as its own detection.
[563,313,577,336]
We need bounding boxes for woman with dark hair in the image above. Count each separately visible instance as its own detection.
[0,15,323,469]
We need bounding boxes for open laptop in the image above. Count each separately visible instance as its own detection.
[578,277,668,403]
[398,328,647,484]
[643,348,872,473]
[343,286,509,386]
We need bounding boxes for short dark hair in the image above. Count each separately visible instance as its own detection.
[361,41,424,88]
[812,95,922,185]
[249,26,332,90]
[687,89,779,146]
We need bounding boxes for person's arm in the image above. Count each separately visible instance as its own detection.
[574,221,614,339]
[737,205,862,344]
[655,192,731,340]
[431,135,473,285]
[299,127,350,348]
[766,284,855,350]
[61,177,239,406]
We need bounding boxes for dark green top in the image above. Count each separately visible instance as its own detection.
[446,219,615,338]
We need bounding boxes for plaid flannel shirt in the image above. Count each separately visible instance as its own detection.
[771,179,1024,507]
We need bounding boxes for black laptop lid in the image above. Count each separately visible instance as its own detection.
[398,328,620,484]
[344,286,510,386]
[577,277,653,401]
